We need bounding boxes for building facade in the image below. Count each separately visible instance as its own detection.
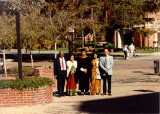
[114,12,160,48]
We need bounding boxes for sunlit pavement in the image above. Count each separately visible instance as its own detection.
[0,54,160,114]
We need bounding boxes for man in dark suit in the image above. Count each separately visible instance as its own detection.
[54,51,67,97]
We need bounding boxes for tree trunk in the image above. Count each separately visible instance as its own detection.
[30,49,34,68]
[144,38,147,47]
[106,10,109,25]
[39,45,41,56]
[3,49,7,77]
[55,41,57,58]
[91,6,96,48]
[38,45,41,61]
[82,29,84,48]
[140,33,143,48]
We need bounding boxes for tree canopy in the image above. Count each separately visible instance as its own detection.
[0,0,160,51]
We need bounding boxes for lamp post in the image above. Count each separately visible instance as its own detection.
[68,26,76,54]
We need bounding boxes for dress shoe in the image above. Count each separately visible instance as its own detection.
[58,95,61,98]
[101,93,106,95]
[80,92,84,96]
[61,94,65,97]
[84,92,90,95]
[108,93,112,96]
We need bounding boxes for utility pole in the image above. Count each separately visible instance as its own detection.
[16,12,22,79]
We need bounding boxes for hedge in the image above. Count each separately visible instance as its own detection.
[0,77,53,90]
[7,66,35,76]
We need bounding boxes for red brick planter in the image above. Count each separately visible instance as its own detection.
[0,85,52,107]
[35,67,57,88]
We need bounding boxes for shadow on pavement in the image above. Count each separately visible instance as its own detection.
[132,71,155,76]
[79,92,159,113]
[143,73,155,76]
[132,71,144,73]
[133,90,155,92]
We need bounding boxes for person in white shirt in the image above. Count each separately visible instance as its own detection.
[123,45,128,60]
[66,54,77,96]
[129,42,135,59]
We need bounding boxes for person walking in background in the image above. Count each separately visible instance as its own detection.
[123,45,128,60]
[77,49,91,95]
[133,44,136,58]
[99,49,114,96]
[66,54,77,96]
[90,52,101,95]
[54,51,67,97]
[127,45,130,59]
[129,42,135,59]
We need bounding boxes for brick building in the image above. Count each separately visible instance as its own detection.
[114,12,160,48]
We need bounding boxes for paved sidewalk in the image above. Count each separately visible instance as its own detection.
[0,56,160,114]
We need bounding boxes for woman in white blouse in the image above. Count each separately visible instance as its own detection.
[66,54,77,96]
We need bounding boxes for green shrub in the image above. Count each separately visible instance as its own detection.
[98,40,106,42]
[22,66,35,76]
[104,42,115,49]
[7,66,35,76]
[149,47,153,50]
[0,77,53,90]
[7,67,18,74]
[144,47,149,50]
[136,47,140,50]
[140,47,144,50]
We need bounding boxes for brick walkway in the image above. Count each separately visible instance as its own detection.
[0,55,160,114]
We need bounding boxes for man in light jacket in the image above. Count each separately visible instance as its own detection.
[99,49,113,96]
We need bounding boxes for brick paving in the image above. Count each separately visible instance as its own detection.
[0,54,160,114]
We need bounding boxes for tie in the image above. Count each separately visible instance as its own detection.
[105,56,107,68]
[62,57,64,70]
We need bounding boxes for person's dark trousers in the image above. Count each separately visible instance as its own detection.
[57,71,67,96]
[124,51,127,59]
[79,77,89,92]
[102,74,112,94]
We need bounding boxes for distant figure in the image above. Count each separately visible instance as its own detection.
[54,51,67,97]
[133,45,136,58]
[129,42,135,59]
[90,52,101,95]
[99,49,114,96]
[127,45,130,59]
[66,54,77,96]
[123,45,128,60]
[77,49,91,95]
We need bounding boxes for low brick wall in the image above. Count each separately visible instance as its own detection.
[0,85,53,106]
[35,67,57,88]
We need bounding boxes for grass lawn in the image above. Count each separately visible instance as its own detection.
[39,48,69,52]
[114,50,159,53]
[38,48,159,53]
[135,50,159,53]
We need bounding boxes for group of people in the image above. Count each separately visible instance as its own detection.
[123,42,136,60]
[54,49,113,97]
